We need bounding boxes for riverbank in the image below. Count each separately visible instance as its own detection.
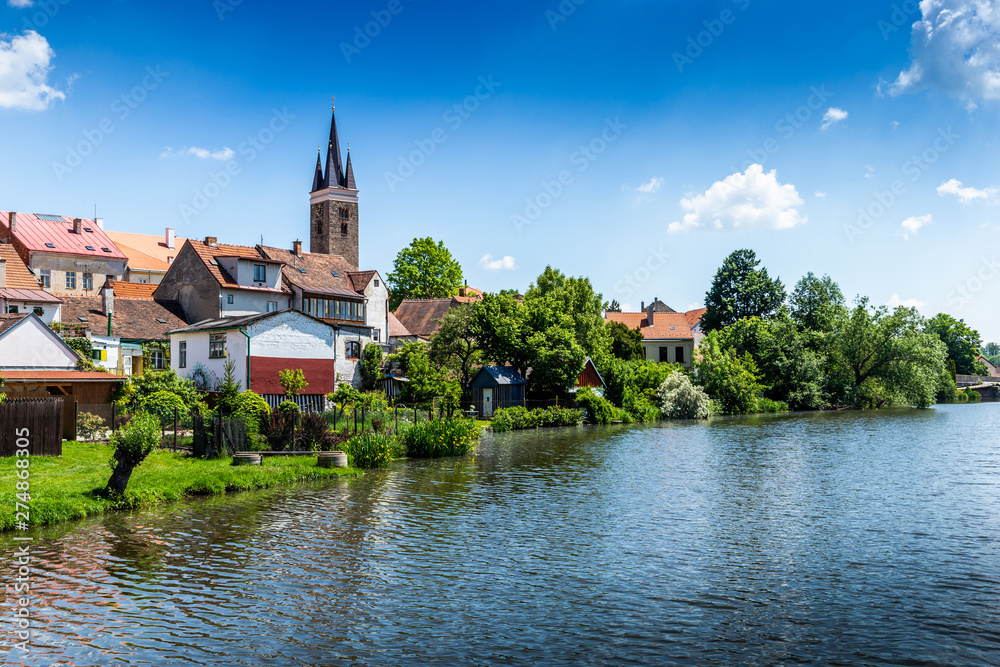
[0,442,360,532]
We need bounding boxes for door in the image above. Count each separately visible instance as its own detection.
[483,388,494,418]
[123,354,132,376]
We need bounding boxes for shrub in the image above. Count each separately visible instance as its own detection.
[138,390,187,425]
[621,386,661,422]
[296,411,340,451]
[754,397,789,413]
[279,368,309,399]
[231,391,271,435]
[697,333,765,415]
[491,406,583,432]
[106,412,160,494]
[278,400,300,415]
[346,432,395,468]
[77,412,107,441]
[658,373,710,420]
[402,419,479,458]
[260,410,296,451]
[576,387,620,425]
[360,343,384,390]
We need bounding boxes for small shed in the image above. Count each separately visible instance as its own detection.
[573,357,606,391]
[468,366,527,418]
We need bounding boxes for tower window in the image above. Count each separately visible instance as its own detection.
[339,206,350,219]
[341,223,348,236]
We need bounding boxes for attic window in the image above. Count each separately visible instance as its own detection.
[670,326,675,330]
[156,318,167,324]
[77,316,88,322]
[35,214,64,222]
[331,271,339,277]
[45,243,55,248]
[102,247,112,253]
[84,228,94,233]
[209,259,218,266]
[85,245,95,251]
[298,267,307,274]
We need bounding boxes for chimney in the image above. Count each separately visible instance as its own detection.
[95,217,104,230]
[0,260,6,289]
[292,239,302,256]
[8,212,15,233]
[459,286,468,297]
[166,227,175,250]
[204,236,217,247]
[640,301,645,311]
[647,302,655,326]
[73,218,83,234]
[101,282,114,317]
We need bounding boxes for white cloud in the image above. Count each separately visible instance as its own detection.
[668,164,806,233]
[890,120,901,130]
[937,178,998,204]
[864,164,875,179]
[897,214,933,239]
[891,0,1000,103]
[479,254,516,271]
[815,191,827,199]
[636,177,663,193]
[161,146,235,161]
[7,0,34,8]
[887,293,927,309]
[0,31,65,111]
[820,107,848,130]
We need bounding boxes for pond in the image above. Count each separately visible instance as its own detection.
[3,403,999,665]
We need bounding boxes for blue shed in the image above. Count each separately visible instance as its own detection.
[468,366,527,418]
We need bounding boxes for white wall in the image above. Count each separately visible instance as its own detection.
[248,312,337,358]
[643,340,695,368]
[362,273,390,348]
[336,324,373,388]
[3,301,60,324]
[219,289,290,319]
[90,335,121,374]
[0,317,78,370]
[172,329,249,390]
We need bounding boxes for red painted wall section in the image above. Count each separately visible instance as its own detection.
[250,357,337,395]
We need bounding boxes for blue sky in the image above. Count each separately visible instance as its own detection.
[3,0,1000,340]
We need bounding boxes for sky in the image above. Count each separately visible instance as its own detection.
[2,0,1000,340]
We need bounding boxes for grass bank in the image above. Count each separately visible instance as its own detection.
[0,441,360,532]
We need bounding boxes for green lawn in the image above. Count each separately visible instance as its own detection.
[0,441,360,531]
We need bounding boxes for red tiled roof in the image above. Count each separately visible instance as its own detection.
[349,270,376,292]
[0,212,127,260]
[0,244,41,289]
[59,295,187,341]
[0,313,28,336]
[105,230,187,266]
[113,242,171,272]
[393,298,460,339]
[187,240,289,294]
[388,311,412,337]
[257,246,366,298]
[685,308,706,329]
[105,280,157,299]
[605,310,701,341]
[1,370,125,382]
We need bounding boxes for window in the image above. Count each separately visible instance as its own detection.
[373,329,380,342]
[85,245,95,251]
[148,348,166,370]
[84,227,93,233]
[92,349,102,361]
[254,264,267,282]
[167,256,174,264]
[266,301,278,313]
[139,279,148,284]
[178,341,187,368]
[45,243,55,248]
[6,305,17,314]
[339,206,350,219]
[39,269,50,288]
[33,307,43,316]
[675,346,685,364]
[227,295,234,304]
[65,271,76,289]
[346,341,361,359]
[101,248,112,253]
[82,272,93,290]
[340,223,348,236]
[209,333,226,359]
[659,347,670,363]
[374,279,379,287]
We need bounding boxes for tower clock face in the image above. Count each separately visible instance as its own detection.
[313,204,323,219]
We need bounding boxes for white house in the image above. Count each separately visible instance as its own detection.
[168,309,373,410]
[605,300,706,369]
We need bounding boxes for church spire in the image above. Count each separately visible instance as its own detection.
[324,98,345,188]
[311,148,324,193]
[345,148,356,190]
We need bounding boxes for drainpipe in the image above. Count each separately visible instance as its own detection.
[239,327,251,391]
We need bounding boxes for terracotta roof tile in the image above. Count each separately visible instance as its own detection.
[0,244,41,290]
[2,370,125,381]
[105,280,158,300]
[0,212,127,260]
[0,313,28,336]
[186,240,289,294]
[393,298,460,339]
[388,311,412,337]
[112,242,171,272]
[59,295,187,341]
[606,309,704,341]
[257,246,365,297]
[105,230,187,265]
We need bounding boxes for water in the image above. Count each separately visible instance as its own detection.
[3,403,1000,666]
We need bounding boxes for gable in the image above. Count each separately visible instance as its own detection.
[0,315,79,370]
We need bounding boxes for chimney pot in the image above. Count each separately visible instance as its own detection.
[73,218,83,234]
[640,301,645,311]
[94,217,104,229]
[205,236,217,247]
[292,240,302,256]
[166,227,175,250]
[102,283,114,317]
[459,286,467,297]
[8,212,15,234]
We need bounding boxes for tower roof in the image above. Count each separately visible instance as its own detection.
[345,150,356,190]
[311,149,324,193]
[324,102,345,189]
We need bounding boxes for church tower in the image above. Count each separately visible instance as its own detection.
[309,100,359,267]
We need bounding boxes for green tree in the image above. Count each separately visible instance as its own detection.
[828,299,946,409]
[701,249,786,332]
[117,370,203,414]
[105,412,160,495]
[607,321,645,361]
[696,331,766,415]
[390,342,460,405]
[215,359,242,414]
[925,313,983,376]
[525,266,610,364]
[789,272,846,333]
[982,341,999,357]
[472,291,533,377]
[429,302,482,386]
[607,299,622,313]
[359,343,384,390]
[386,237,464,310]
[279,368,308,399]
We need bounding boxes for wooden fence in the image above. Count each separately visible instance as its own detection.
[0,398,64,457]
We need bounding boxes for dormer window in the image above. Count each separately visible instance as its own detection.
[253,264,266,282]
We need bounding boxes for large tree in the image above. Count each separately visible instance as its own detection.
[429,302,482,386]
[925,313,986,376]
[607,321,645,361]
[701,249,786,332]
[386,237,464,310]
[789,272,846,333]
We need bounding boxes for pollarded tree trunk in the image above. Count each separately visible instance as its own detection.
[105,459,137,495]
